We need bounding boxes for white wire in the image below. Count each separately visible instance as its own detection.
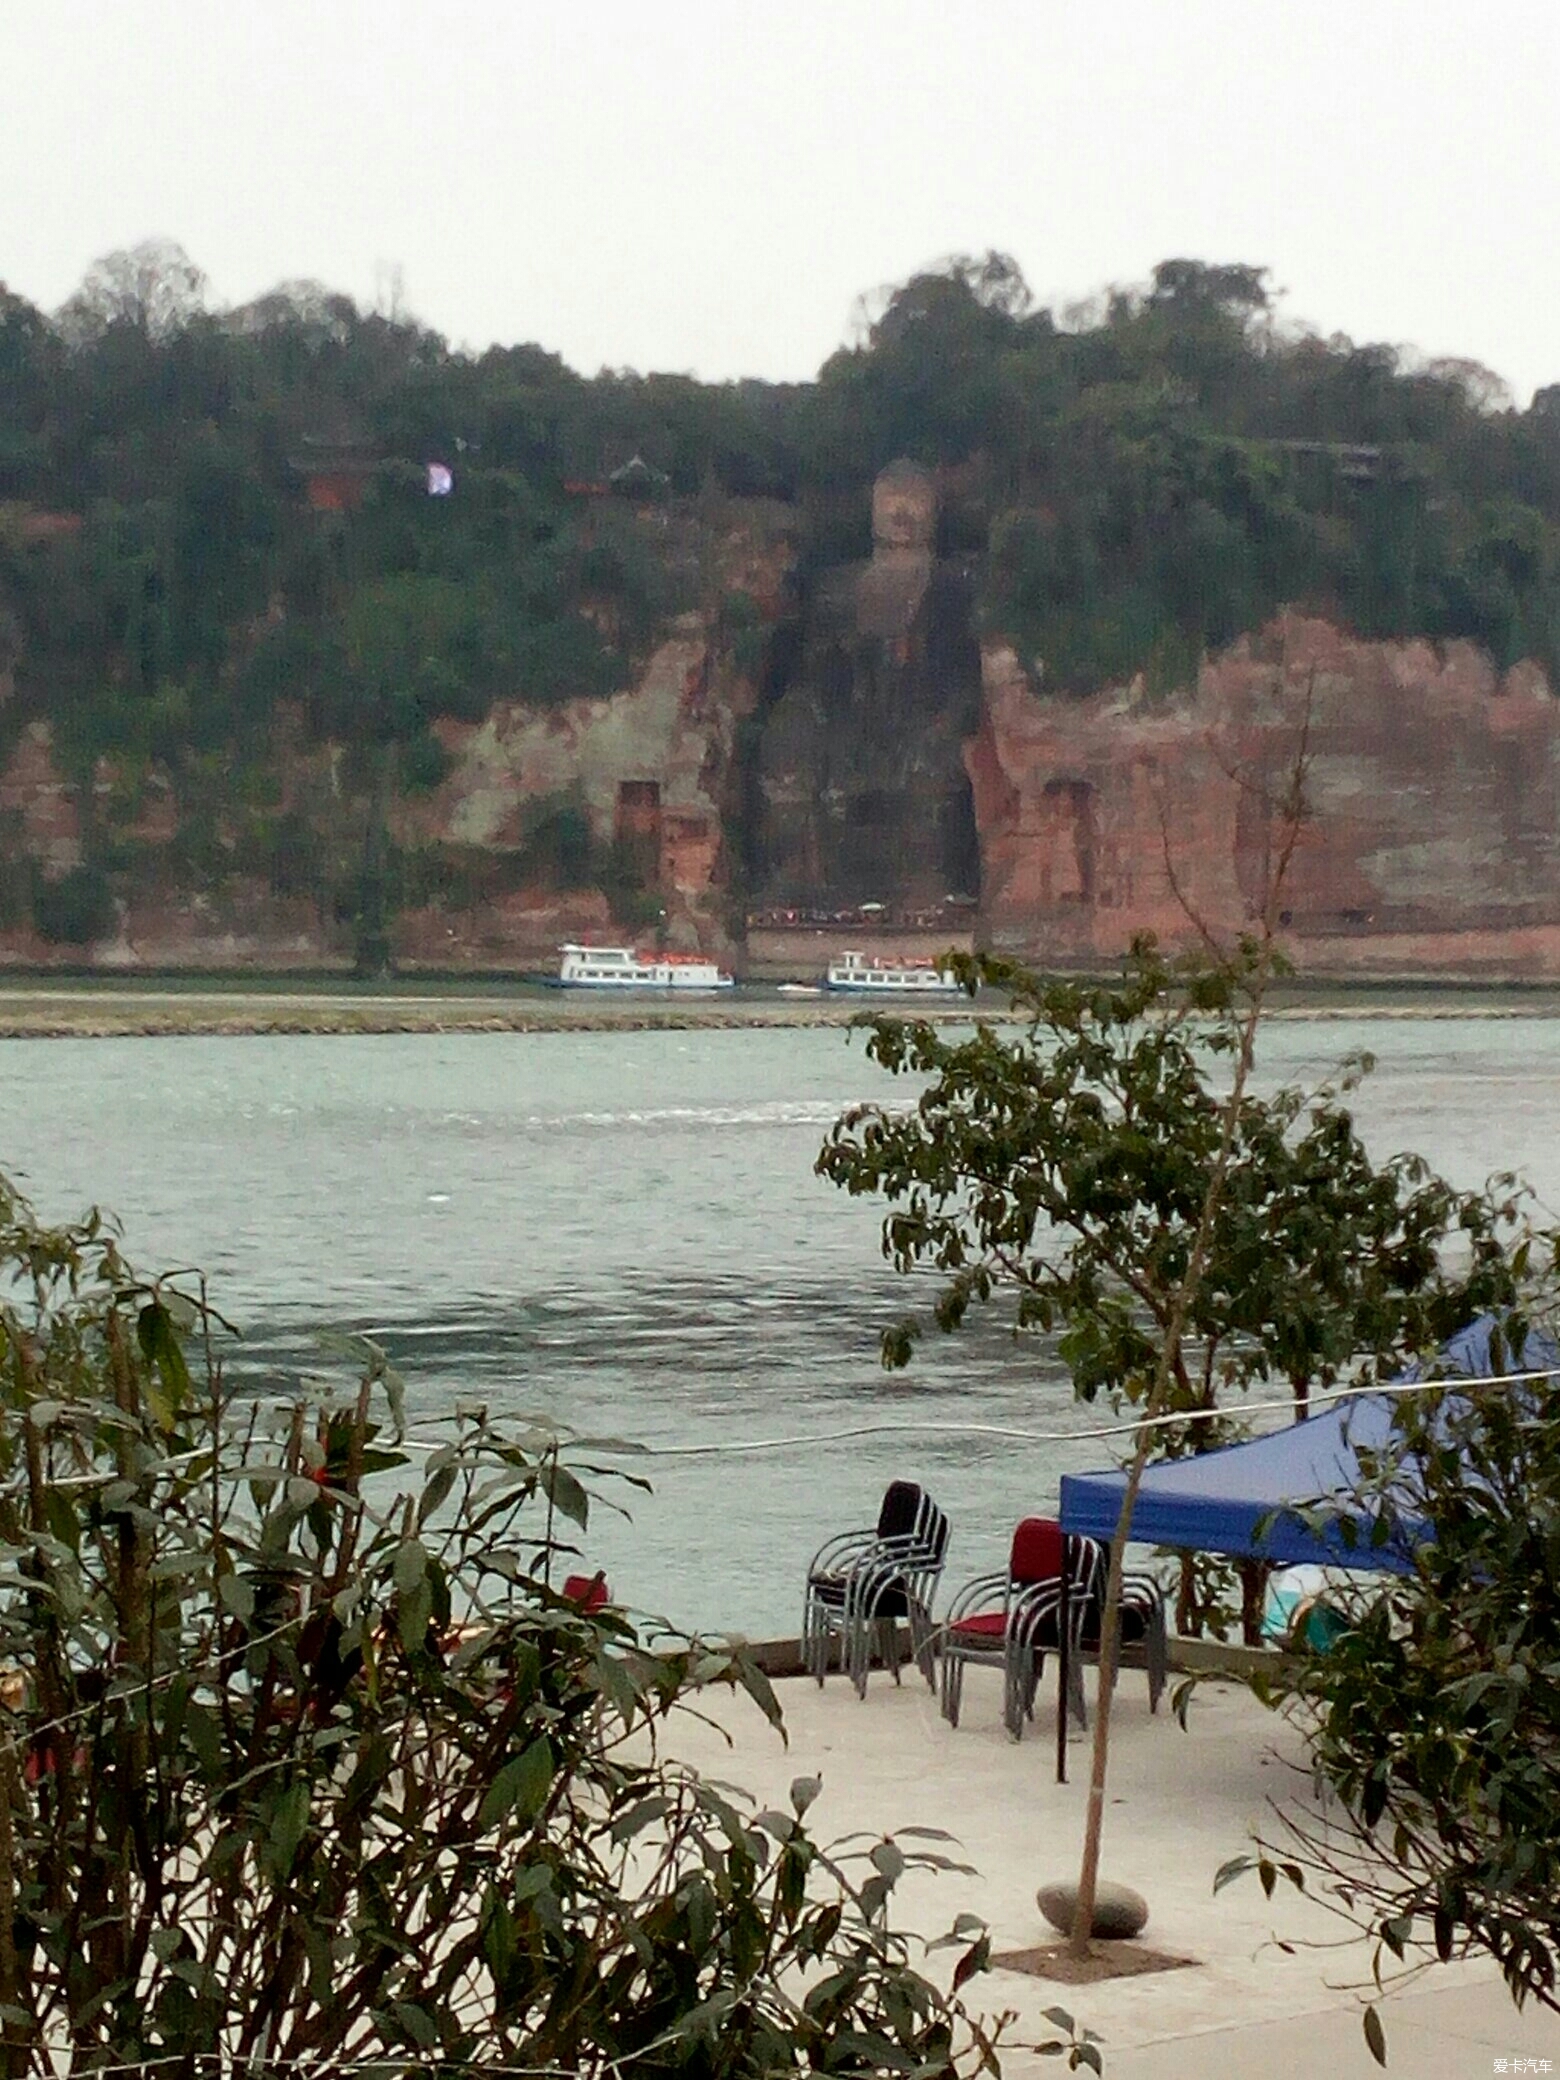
[26,2050,729,2078]
[383,1361,1560,1461]
[31,2062,577,2079]
[19,1361,1550,1485]
[0,1608,311,1761]
[9,1349,1540,1759]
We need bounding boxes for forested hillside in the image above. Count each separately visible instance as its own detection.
[3,242,1560,969]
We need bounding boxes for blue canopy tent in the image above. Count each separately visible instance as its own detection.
[1049,1316,1558,1780]
[1059,1316,1557,1566]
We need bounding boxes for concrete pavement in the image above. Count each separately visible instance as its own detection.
[665,1663,1559,2077]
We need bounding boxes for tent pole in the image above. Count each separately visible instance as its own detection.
[1057,1529,1070,1785]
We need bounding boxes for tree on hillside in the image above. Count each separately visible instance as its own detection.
[0,289,57,496]
[56,238,208,344]
[1146,258,1272,321]
[225,277,359,347]
[813,252,1040,473]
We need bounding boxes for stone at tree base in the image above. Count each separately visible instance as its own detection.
[1036,1879,1149,1941]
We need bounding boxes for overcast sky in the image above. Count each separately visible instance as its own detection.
[7,0,1559,400]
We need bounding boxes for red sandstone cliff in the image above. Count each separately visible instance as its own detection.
[9,590,1560,980]
[0,622,755,973]
[391,614,756,968]
[971,613,1560,977]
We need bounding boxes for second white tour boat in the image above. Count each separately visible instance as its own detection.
[558,944,735,990]
[824,950,961,995]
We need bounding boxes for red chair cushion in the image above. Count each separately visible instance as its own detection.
[1010,1517,1063,1585]
[948,1611,1008,1640]
[562,1572,610,1613]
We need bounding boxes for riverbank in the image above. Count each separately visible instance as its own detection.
[2,975,1560,1037]
[3,973,1560,1040]
[0,984,1014,1038]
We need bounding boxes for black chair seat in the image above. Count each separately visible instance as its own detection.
[1078,1605,1152,1649]
[808,1573,912,1617]
[802,1481,949,1697]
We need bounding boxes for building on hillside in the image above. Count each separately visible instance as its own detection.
[608,454,671,500]
[289,437,381,514]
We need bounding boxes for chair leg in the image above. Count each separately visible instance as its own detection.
[1147,1609,1167,1714]
[942,1651,962,1728]
[814,1595,828,1681]
[909,1603,938,1690]
[809,1600,849,1690]
[1067,1651,1087,1729]
[850,1614,872,1699]
[1004,1648,1029,1741]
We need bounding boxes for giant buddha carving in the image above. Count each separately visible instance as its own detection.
[749,460,982,909]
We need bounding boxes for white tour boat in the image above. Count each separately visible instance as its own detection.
[824,950,962,995]
[558,944,735,991]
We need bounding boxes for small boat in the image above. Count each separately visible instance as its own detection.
[776,982,824,998]
[558,944,735,990]
[824,950,961,995]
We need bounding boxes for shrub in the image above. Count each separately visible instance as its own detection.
[399,725,453,793]
[0,1179,1001,2076]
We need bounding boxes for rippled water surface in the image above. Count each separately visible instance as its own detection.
[2,1018,1558,1634]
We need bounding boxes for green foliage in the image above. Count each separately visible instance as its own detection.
[805,252,1560,696]
[0,1175,1003,2075]
[720,589,768,678]
[601,833,665,933]
[19,242,1560,777]
[1243,1325,1560,2026]
[518,787,597,889]
[398,725,453,793]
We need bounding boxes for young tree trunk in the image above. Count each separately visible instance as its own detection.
[1176,1553,1198,1638]
[1068,965,1274,1958]
[1068,694,1313,1958]
[1239,1558,1267,1646]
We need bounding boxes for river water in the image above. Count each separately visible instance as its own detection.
[1,1017,1558,1635]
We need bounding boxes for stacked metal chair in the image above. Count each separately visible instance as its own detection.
[1009,1554,1168,1731]
[939,1517,1105,1739]
[1071,1566,1169,1718]
[802,1480,950,1698]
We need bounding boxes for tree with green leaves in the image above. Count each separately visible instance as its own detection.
[55,238,208,345]
[1225,1326,1560,2059]
[0,1173,1004,2076]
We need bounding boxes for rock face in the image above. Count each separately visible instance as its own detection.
[972,613,1560,977]
[10,488,1560,980]
[394,614,753,967]
[1036,1879,1149,1941]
